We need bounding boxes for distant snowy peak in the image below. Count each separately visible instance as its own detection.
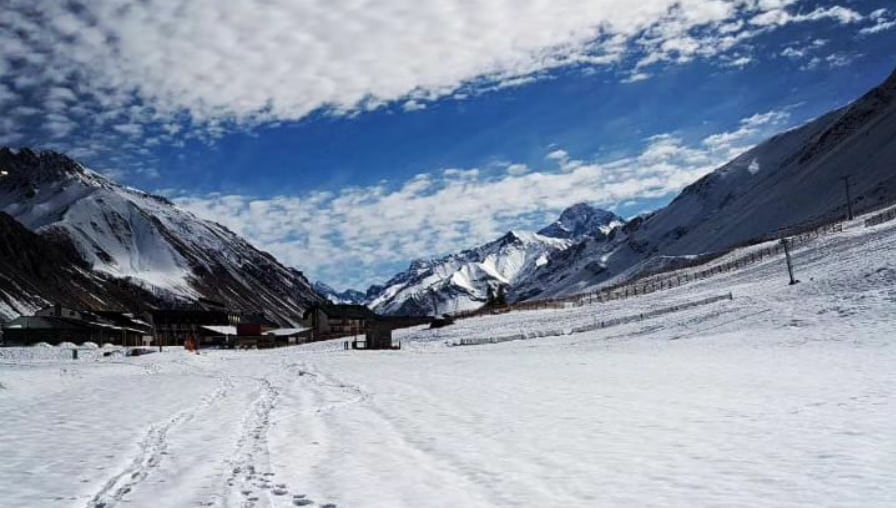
[364,204,628,315]
[313,282,366,305]
[0,148,325,324]
[538,203,624,239]
[367,229,578,315]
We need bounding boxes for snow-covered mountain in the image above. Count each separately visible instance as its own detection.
[516,66,896,300]
[538,203,624,239]
[0,148,325,324]
[363,204,624,315]
[313,282,366,305]
[0,209,169,321]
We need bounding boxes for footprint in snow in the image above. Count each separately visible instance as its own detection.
[292,494,315,506]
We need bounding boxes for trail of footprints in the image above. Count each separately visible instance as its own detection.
[89,378,233,508]
[222,376,337,508]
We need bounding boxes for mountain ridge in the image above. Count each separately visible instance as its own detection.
[0,148,325,324]
[514,66,896,300]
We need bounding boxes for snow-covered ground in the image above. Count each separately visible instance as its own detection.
[2,216,895,508]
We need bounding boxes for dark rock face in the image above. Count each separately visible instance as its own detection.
[0,211,166,317]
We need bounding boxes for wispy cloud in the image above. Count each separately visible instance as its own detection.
[174,109,792,289]
[860,9,896,35]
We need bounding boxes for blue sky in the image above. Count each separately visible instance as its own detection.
[1,1,895,290]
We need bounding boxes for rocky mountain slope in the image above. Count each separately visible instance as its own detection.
[0,149,325,324]
[538,203,624,239]
[516,66,896,300]
[313,282,366,305]
[0,211,171,320]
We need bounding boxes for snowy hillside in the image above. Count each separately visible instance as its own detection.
[2,207,894,508]
[0,149,325,324]
[365,204,622,315]
[517,67,896,300]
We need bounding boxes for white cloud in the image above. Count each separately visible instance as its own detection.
[112,123,144,137]
[703,109,790,158]
[750,6,862,27]
[506,164,530,176]
[779,35,855,70]
[629,2,864,73]
[402,100,427,112]
[800,52,857,71]
[623,72,652,83]
[781,47,806,59]
[174,109,793,288]
[0,0,883,174]
[725,56,753,68]
[546,149,569,161]
[0,84,17,105]
[1,0,873,139]
[859,9,896,35]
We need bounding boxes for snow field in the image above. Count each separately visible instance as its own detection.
[1,215,894,507]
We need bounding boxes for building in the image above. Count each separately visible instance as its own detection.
[304,304,379,340]
[1,305,152,346]
[362,321,400,350]
[197,324,311,349]
[264,327,312,345]
[150,308,240,346]
[304,304,432,344]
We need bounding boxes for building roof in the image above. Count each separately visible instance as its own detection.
[92,311,153,332]
[200,325,237,336]
[1,315,146,334]
[264,327,310,336]
[2,316,91,330]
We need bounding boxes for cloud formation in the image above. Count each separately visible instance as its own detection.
[0,0,879,154]
[175,109,791,289]
[860,9,896,35]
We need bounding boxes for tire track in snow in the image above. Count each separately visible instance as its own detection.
[86,376,233,508]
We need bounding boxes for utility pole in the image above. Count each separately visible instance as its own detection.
[782,239,799,285]
[430,289,439,317]
[841,176,854,221]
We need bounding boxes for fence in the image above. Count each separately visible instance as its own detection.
[864,206,896,228]
[453,220,845,320]
[451,293,733,347]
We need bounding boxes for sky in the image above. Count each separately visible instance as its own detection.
[1,1,895,291]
